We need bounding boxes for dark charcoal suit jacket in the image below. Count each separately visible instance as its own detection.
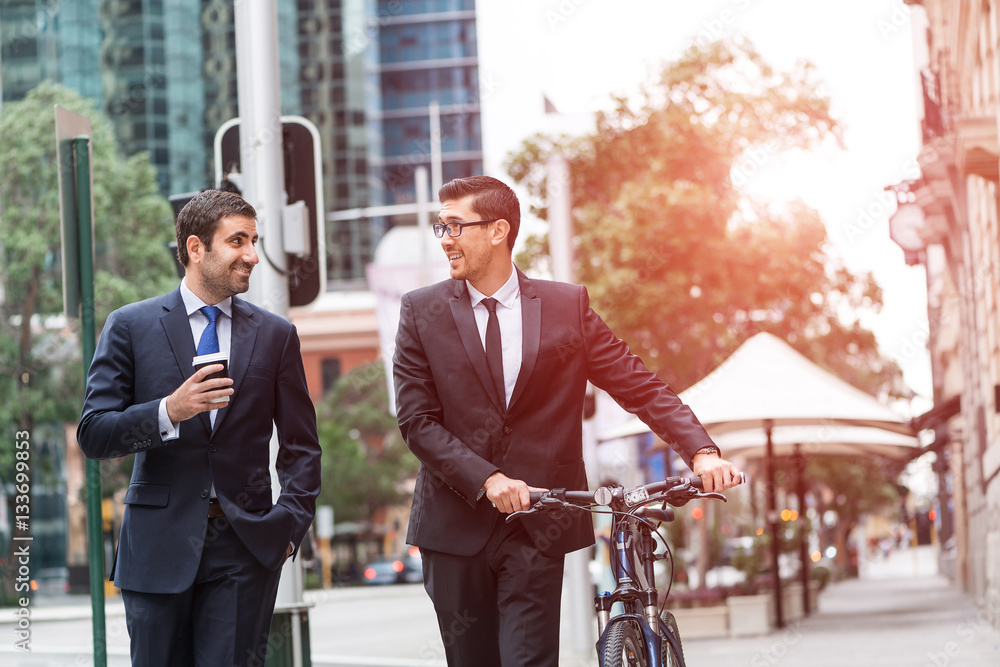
[392,268,715,558]
[78,287,321,594]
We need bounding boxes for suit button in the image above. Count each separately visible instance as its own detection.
[209,444,217,453]
[201,489,209,498]
[503,426,512,435]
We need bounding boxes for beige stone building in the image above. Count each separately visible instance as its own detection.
[890,0,1000,628]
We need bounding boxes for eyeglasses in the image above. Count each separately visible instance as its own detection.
[433,219,499,238]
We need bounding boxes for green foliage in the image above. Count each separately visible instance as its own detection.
[315,361,419,524]
[805,454,903,529]
[730,534,766,591]
[0,81,176,473]
[504,37,905,399]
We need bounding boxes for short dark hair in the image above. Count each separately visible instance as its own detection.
[438,176,520,251]
[175,190,257,266]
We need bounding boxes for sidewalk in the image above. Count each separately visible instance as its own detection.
[5,546,997,666]
[679,545,1000,667]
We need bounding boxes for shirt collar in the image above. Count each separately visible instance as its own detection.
[180,279,233,319]
[467,264,519,310]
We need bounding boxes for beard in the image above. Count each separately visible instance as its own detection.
[201,256,253,299]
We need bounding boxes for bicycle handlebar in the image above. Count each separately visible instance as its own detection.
[526,472,747,508]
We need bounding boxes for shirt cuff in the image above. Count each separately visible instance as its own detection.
[158,398,180,441]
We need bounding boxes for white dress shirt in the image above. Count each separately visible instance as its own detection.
[467,265,522,408]
[157,279,233,439]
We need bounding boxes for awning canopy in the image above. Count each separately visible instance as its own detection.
[710,423,920,460]
[600,332,916,442]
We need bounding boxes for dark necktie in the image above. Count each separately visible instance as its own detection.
[197,306,222,355]
[482,298,505,408]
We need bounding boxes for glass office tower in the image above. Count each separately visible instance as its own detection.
[1,0,102,105]
[298,0,387,288]
[1,0,484,290]
[377,0,483,204]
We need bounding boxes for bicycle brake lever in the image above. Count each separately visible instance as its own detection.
[504,497,565,523]
[665,484,728,506]
[504,509,535,523]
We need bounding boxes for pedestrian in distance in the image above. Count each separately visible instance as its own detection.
[78,189,322,667]
[392,175,742,666]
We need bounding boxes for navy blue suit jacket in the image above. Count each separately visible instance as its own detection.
[78,287,321,594]
[393,269,715,558]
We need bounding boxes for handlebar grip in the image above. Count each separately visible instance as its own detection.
[527,489,595,505]
[691,472,746,490]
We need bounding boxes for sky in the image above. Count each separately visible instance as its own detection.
[475,0,932,410]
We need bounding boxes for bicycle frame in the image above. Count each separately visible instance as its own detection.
[510,474,743,667]
[594,500,686,667]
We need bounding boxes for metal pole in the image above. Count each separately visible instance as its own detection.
[234,3,307,665]
[547,154,592,654]
[795,443,811,615]
[75,136,106,667]
[429,101,443,197]
[235,0,288,314]
[547,154,572,282]
[415,166,430,287]
[766,420,784,628]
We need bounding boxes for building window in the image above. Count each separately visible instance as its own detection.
[322,358,342,393]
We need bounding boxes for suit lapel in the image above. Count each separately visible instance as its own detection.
[212,296,257,435]
[450,281,505,411]
[160,288,196,378]
[509,269,539,410]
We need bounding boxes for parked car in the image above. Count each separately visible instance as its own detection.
[362,547,423,585]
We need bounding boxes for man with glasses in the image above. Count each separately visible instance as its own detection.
[393,175,739,666]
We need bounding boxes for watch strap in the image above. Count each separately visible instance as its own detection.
[694,444,721,458]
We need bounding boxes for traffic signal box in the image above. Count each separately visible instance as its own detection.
[171,117,325,307]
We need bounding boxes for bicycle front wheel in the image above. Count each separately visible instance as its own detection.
[603,619,650,667]
[659,611,684,667]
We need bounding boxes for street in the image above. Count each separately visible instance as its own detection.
[1,546,998,666]
[0,583,445,667]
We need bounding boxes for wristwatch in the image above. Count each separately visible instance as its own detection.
[693,444,721,458]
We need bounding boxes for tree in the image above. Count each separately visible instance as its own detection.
[505,38,905,399]
[0,82,178,586]
[803,454,905,574]
[1,82,177,442]
[315,361,419,524]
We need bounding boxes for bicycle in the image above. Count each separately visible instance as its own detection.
[508,473,746,667]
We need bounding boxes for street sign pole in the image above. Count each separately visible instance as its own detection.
[74,135,106,667]
[55,105,104,667]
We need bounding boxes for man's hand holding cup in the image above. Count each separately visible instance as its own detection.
[165,353,233,422]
